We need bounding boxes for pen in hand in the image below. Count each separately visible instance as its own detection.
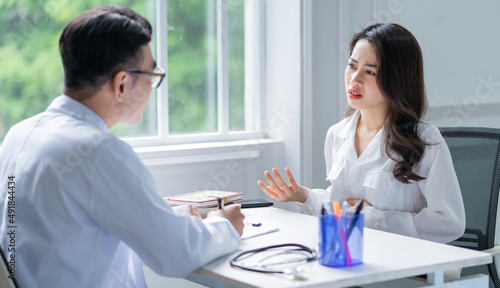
[208,199,245,236]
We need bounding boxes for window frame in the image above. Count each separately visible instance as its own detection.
[124,0,264,147]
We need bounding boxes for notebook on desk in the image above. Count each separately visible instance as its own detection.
[165,190,243,207]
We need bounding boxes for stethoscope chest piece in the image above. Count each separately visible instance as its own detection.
[283,265,309,280]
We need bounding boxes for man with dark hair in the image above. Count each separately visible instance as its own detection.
[0,5,244,287]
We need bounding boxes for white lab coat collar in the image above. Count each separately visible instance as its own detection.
[338,109,385,165]
[46,95,108,132]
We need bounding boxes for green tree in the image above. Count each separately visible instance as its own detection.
[0,0,245,141]
[0,0,152,141]
[167,0,245,134]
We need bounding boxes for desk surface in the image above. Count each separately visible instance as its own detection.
[187,207,492,288]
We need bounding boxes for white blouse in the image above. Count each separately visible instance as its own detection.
[300,110,465,243]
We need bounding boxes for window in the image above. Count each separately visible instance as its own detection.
[0,0,262,145]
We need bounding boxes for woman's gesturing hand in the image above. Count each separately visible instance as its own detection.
[257,167,309,203]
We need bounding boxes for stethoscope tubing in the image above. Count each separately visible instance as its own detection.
[229,243,317,274]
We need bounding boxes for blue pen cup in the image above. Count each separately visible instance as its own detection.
[319,213,363,267]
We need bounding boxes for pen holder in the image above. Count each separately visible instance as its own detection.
[319,213,363,267]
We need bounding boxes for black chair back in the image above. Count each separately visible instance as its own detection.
[440,127,500,288]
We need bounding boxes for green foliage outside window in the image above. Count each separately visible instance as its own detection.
[0,0,152,141]
[0,0,245,142]
[167,0,245,134]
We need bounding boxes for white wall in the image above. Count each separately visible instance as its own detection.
[259,0,303,212]
[309,0,343,189]
[372,0,500,129]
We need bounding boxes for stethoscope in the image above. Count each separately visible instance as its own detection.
[229,243,317,280]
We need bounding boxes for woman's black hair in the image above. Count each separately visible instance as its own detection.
[347,23,427,183]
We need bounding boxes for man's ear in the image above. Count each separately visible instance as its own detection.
[111,71,130,102]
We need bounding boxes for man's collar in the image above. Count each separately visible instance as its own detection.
[46,95,108,132]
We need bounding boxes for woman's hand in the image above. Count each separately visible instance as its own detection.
[257,167,309,203]
[346,198,373,211]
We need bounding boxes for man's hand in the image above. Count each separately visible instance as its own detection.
[171,205,202,218]
[207,204,245,236]
[188,205,202,218]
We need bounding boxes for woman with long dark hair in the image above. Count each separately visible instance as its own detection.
[258,23,465,243]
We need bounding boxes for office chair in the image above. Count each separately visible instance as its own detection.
[440,127,500,288]
[0,246,17,288]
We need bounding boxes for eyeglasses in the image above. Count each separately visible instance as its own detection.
[126,67,166,89]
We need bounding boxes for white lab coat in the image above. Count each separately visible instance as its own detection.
[300,110,465,243]
[0,95,241,288]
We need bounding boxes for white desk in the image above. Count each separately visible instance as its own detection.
[186,207,492,288]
